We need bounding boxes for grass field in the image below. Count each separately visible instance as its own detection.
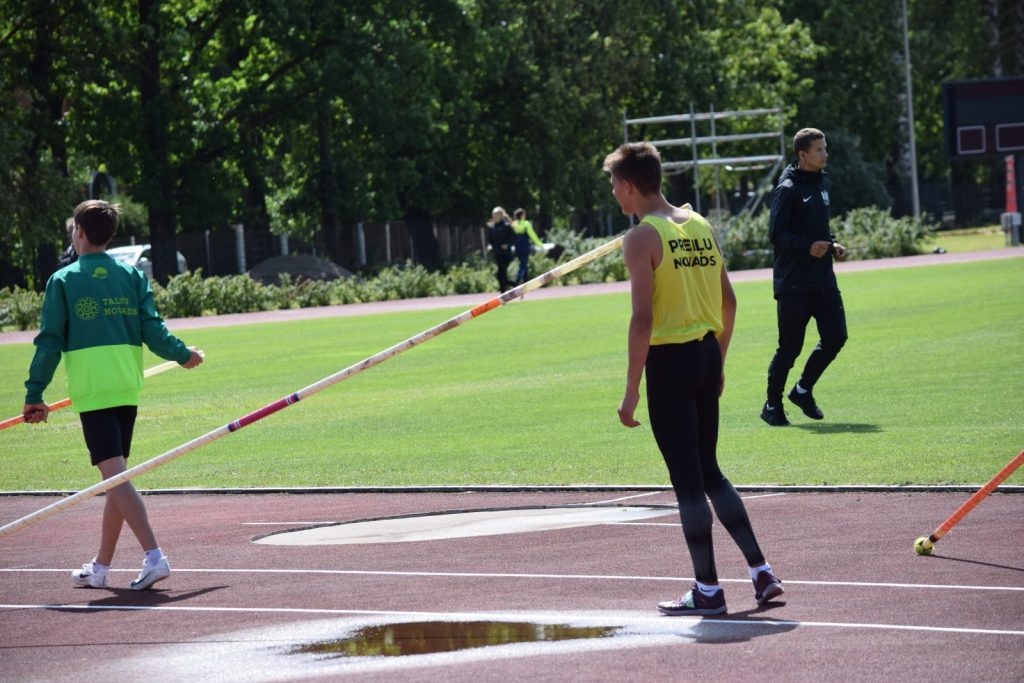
[1,248,1021,491]
[926,225,1008,253]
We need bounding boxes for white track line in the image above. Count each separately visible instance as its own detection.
[586,491,786,505]
[0,603,1020,637]
[2,568,1020,592]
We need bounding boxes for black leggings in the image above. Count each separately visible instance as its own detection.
[646,336,766,584]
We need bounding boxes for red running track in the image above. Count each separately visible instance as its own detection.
[0,489,1021,682]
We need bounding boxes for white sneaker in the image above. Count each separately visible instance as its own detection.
[130,556,170,590]
[71,562,109,588]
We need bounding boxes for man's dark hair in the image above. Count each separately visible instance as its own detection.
[73,200,120,246]
[793,128,825,155]
[602,142,663,196]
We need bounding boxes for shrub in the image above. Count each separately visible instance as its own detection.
[275,274,337,308]
[360,261,455,301]
[718,206,936,267]
[0,286,43,331]
[153,271,278,318]
[444,261,496,294]
[834,207,935,259]
[719,212,773,270]
[0,208,938,332]
[542,227,626,285]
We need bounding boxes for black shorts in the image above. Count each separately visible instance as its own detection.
[79,406,138,466]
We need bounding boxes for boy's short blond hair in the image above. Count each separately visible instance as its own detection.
[602,142,663,196]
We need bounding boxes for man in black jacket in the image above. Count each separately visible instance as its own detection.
[486,206,515,292]
[761,128,848,426]
[56,217,78,268]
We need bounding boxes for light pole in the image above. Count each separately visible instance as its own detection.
[902,0,921,218]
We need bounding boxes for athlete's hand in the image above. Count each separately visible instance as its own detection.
[810,240,833,258]
[832,242,848,260]
[23,403,49,424]
[180,347,205,369]
[617,390,641,428]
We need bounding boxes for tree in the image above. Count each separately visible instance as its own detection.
[0,1,82,287]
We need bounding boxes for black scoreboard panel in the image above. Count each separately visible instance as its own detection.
[942,77,1024,158]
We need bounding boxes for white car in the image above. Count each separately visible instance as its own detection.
[107,244,188,279]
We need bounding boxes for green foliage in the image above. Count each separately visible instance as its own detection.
[152,270,278,318]
[112,194,151,238]
[720,212,774,271]
[2,0,1021,288]
[360,262,456,301]
[823,131,893,215]
[442,261,496,295]
[542,227,627,284]
[783,1,904,164]
[719,205,937,268]
[0,286,43,331]
[274,274,335,309]
[834,207,936,259]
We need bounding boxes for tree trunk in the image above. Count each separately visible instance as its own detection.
[137,0,178,284]
[405,207,441,271]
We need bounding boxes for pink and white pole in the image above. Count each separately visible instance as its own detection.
[0,235,624,539]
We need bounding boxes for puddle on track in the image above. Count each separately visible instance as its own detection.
[290,621,619,658]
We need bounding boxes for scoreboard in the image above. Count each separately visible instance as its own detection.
[942,77,1024,158]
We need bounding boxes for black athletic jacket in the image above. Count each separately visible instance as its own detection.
[768,162,838,297]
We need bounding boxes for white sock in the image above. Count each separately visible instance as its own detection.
[144,548,165,565]
[695,581,721,596]
[795,384,808,394]
[91,559,110,573]
[749,563,772,580]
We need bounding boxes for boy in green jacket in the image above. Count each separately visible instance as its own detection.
[22,200,204,590]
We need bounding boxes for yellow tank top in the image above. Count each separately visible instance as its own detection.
[644,213,724,345]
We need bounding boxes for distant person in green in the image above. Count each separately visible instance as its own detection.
[604,142,783,615]
[511,207,544,286]
[22,199,204,591]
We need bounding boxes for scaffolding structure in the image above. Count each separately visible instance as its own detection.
[624,106,787,223]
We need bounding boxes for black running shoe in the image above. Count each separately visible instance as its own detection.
[788,387,824,420]
[658,585,727,616]
[760,402,790,426]
[753,570,784,604]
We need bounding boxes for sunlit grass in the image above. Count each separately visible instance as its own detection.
[1,255,1021,490]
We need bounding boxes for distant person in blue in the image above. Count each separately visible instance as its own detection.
[760,128,848,427]
[511,207,544,286]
